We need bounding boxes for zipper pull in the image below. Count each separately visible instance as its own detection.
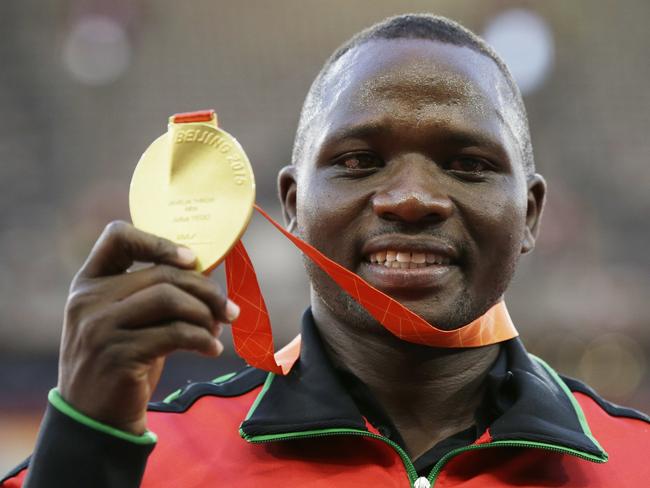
[414,477,431,488]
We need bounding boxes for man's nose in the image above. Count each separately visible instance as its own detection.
[371,163,453,224]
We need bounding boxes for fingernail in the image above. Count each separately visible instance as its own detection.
[176,247,196,265]
[213,322,224,338]
[215,339,224,356]
[226,299,240,322]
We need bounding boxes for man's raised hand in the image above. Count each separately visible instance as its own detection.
[57,221,239,435]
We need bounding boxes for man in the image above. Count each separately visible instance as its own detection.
[3,13,649,488]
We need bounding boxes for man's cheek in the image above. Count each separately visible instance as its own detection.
[476,203,526,268]
[299,180,358,222]
[297,183,341,241]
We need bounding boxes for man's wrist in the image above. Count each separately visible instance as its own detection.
[48,388,157,445]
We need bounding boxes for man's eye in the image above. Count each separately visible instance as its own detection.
[335,153,381,171]
[448,157,490,173]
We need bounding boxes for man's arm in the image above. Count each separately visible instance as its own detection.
[2,221,238,487]
[9,393,154,487]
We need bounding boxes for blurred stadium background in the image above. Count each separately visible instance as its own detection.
[1,0,649,472]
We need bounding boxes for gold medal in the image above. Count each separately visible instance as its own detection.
[129,111,255,272]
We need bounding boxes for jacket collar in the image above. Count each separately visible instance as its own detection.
[240,309,607,460]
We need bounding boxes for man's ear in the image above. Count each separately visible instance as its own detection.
[278,164,298,233]
[521,173,547,254]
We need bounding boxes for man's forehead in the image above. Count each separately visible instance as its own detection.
[297,38,523,164]
[322,39,508,119]
[360,69,477,108]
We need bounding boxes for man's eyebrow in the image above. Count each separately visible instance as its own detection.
[323,122,508,155]
[323,123,389,143]
[443,130,509,154]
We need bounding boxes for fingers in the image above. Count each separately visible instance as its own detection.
[126,322,223,360]
[59,221,235,431]
[111,283,217,332]
[78,221,196,279]
[108,265,239,323]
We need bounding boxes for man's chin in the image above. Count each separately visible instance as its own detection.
[317,288,476,334]
[401,299,475,331]
[307,259,489,333]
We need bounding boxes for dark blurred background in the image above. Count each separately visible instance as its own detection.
[1,0,649,471]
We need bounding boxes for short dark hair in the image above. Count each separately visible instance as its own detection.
[292,13,535,176]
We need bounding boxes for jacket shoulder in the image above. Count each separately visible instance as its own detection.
[561,374,650,424]
[148,366,267,413]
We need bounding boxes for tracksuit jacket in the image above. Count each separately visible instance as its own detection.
[3,309,650,487]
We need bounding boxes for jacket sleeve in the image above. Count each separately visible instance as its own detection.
[1,390,156,488]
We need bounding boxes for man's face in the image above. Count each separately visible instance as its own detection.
[280,39,545,330]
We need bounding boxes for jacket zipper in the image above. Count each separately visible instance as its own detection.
[241,427,419,485]
[242,428,606,488]
[427,439,607,486]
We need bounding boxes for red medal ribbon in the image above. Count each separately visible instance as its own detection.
[172,110,216,124]
[224,205,517,375]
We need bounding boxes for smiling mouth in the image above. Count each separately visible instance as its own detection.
[366,250,452,269]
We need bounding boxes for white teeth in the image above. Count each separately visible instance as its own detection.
[370,249,451,267]
[411,252,425,264]
[396,252,410,263]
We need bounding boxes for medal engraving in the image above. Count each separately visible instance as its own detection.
[129,112,255,272]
